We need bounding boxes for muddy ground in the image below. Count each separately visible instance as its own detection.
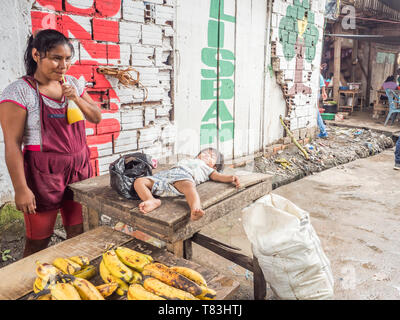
[0,124,395,271]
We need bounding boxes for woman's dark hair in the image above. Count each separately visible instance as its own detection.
[197,147,225,172]
[24,29,74,76]
[385,76,396,83]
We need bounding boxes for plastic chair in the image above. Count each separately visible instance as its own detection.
[384,89,400,126]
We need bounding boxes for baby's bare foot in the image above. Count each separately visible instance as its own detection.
[191,208,204,221]
[138,199,161,214]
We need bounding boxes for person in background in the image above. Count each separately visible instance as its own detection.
[396,68,400,88]
[395,137,400,171]
[382,75,398,91]
[380,76,398,101]
[0,29,101,257]
[317,63,328,139]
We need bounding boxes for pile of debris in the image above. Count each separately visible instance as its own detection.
[253,125,395,189]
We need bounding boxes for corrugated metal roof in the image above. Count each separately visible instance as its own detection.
[352,0,400,21]
[378,0,400,11]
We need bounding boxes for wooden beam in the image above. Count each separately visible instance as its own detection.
[333,23,342,103]
[191,233,254,271]
[366,41,374,107]
[352,37,359,83]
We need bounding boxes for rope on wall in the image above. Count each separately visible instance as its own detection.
[97,66,149,102]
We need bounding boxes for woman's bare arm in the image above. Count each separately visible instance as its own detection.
[0,102,36,214]
[62,84,102,124]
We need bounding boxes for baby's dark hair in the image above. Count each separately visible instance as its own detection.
[24,29,74,76]
[197,147,225,172]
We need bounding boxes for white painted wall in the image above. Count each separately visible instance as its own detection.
[0,0,34,203]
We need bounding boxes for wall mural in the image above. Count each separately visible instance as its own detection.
[200,0,235,146]
[279,0,319,96]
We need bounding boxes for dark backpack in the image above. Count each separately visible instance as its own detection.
[109,152,154,200]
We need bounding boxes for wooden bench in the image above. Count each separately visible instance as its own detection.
[68,168,272,299]
[0,226,239,300]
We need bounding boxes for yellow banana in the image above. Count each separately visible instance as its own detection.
[73,265,97,280]
[115,246,151,272]
[129,270,143,284]
[142,263,202,296]
[72,277,105,300]
[52,257,82,275]
[96,283,118,298]
[99,259,129,296]
[68,256,90,267]
[196,285,217,300]
[127,283,166,300]
[50,282,81,300]
[35,262,62,282]
[102,249,133,283]
[169,266,207,287]
[143,277,199,300]
[33,277,49,293]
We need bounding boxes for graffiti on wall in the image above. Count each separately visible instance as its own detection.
[200,0,235,146]
[279,0,319,96]
[31,0,123,176]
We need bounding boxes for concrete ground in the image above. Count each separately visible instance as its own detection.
[192,148,400,300]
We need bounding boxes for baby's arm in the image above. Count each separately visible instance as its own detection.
[209,171,241,189]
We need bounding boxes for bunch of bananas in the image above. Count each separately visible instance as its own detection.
[31,246,217,301]
[99,246,216,300]
[33,255,118,300]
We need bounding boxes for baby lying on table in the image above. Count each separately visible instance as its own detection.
[133,147,240,221]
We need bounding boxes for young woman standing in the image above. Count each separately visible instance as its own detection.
[0,29,101,257]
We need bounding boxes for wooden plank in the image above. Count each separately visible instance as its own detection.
[233,0,267,158]
[169,179,272,242]
[130,170,272,227]
[112,177,272,244]
[75,174,272,245]
[9,227,238,300]
[174,0,213,156]
[69,169,271,229]
[192,233,253,271]
[0,226,132,300]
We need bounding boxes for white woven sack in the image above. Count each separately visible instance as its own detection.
[242,193,334,300]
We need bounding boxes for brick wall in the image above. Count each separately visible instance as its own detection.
[31,0,176,176]
[269,0,326,133]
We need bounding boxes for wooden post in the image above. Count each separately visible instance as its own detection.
[351,38,358,83]
[166,241,185,258]
[253,256,266,300]
[82,205,100,232]
[366,41,374,108]
[333,23,342,103]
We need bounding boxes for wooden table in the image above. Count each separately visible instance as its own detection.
[67,168,272,299]
[0,226,240,300]
[338,89,362,114]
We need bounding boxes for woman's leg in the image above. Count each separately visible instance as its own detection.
[173,180,204,221]
[134,177,161,214]
[394,137,400,169]
[23,209,58,257]
[60,200,84,239]
[23,237,52,258]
